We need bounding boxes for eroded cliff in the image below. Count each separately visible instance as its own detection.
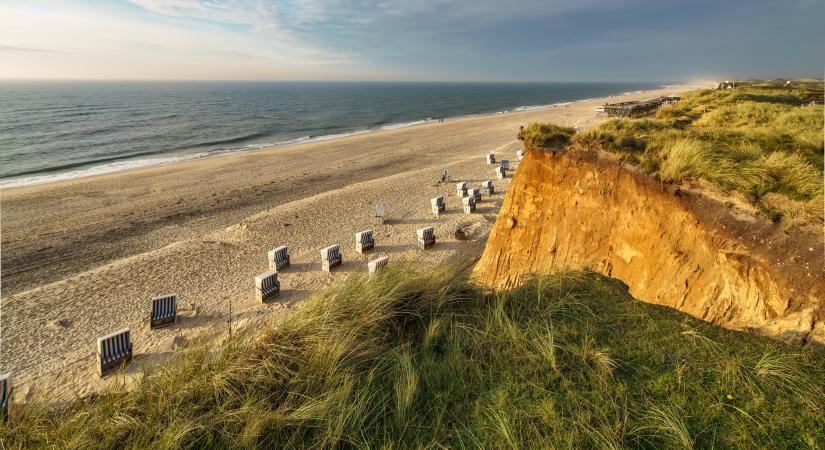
[473,146,825,345]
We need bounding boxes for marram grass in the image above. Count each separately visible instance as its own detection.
[2,264,824,448]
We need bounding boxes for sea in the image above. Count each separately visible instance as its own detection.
[0,81,664,188]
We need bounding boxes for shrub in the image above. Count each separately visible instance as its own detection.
[518,122,576,149]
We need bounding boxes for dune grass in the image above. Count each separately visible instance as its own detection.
[518,122,577,150]
[565,86,825,224]
[3,264,824,449]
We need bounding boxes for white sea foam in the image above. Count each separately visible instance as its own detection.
[1,87,659,189]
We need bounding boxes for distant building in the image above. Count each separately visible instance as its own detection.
[716,80,752,90]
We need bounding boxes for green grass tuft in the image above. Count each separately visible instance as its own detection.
[2,264,824,448]
[518,122,577,150]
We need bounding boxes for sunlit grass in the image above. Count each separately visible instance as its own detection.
[2,264,823,448]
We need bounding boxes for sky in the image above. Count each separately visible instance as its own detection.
[1,0,823,81]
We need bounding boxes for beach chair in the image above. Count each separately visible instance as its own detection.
[462,195,476,213]
[495,166,506,179]
[254,270,280,303]
[456,181,467,197]
[482,180,494,195]
[321,244,342,272]
[470,187,482,201]
[486,153,496,164]
[431,196,446,216]
[374,203,386,225]
[441,169,450,183]
[416,227,436,249]
[356,229,375,253]
[150,293,177,329]
[0,372,11,423]
[501,160,510,170]
[97,328,133,377]
[516,149,525,160]
[368,256,389,277]
[268,245,290,271]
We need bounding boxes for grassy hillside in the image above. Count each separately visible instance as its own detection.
[531,87,824,225]
[3,264,823,449]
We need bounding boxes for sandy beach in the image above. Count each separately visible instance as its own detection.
[0,85,698,402]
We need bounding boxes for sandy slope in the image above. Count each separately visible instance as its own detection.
[0,85,697,403]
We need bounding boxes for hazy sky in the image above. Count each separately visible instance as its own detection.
[1,0,823,81]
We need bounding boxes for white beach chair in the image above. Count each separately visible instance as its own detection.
[368,256,389,277]
[150,293,177,329]
[501,159,511,170]
[374,203,386,225]
[416,227,435,249]
[355,229,375,253]
[0,372,11,423]
[486,153,496,164]
[470,187,481,201]
[254,270,280,303]
[456,181,467,197]
[482,180,494,195]
[97,328,133,377]
[516,149,525,161]
[321,244,342,272]
[431,196,446,216]
[495,166,506,179]
[462,195,477,213]
[268,245,290,271]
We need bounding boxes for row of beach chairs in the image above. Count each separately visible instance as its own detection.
[0,150,519,417]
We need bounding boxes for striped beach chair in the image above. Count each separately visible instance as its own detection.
[416,227,435,249]
[368,256,389,277]
[255,270,280,303]
[486,153,496,164]
[482,180,494,195]
[441,169,450,183]
[150,293,177,329]
[456,181,467,197]
[431,196,446,216]
[495,166,506,179]
[470,187,482,201]
[0,372,11,423]
[356,230,375,253]
[501,159,510,170]
[462,195,476,213]
[268,245,290,271]
[321,244,342,272]
[374,203,386,225]
[97,328,133,377]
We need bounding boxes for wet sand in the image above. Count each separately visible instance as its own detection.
[0,85,698,402]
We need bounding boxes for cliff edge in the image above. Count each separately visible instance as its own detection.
[473,145,825,346]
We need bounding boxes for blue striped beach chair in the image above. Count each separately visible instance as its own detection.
[150,293,177,329]
[470,187,482,201]
[97,328,133,377]
[0,372,11,422]
[268,245,290,271]
[501,159,510,170]
[495,166,506,179]
[321,244,342,272]
[255,270,280,303]
[416,227,435,249]
[486,153,496,164]
[356,230,375,253]
[368,256,389,277]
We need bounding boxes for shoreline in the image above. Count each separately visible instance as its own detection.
[0,83,702,402]
[0,85,679,190]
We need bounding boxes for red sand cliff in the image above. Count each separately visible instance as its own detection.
[473,145,825,346]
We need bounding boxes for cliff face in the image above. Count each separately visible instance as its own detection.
[473,146,825,345]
